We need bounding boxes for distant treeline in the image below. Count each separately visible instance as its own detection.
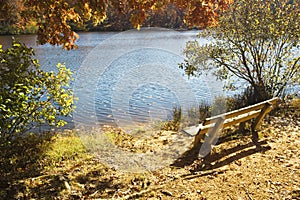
[77,3,187,31]
[0,3,188,35]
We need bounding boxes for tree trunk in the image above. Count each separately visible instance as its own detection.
[253,84,272,103]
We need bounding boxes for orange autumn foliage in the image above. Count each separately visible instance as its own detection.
[0,0,233,49]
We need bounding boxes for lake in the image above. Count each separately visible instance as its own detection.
[1,28,296,131]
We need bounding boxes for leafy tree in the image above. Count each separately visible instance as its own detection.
[0,41,75,142]
[180,0,300,101]
[0,0,233,49]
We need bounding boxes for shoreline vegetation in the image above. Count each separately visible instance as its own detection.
[1,96,299,199]
[0,25,195,36]
[0,22,38,36]
[0,5,191,35]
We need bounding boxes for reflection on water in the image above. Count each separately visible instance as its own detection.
[94,47,214,127]
[0,30,223,130]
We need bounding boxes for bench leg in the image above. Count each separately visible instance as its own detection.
[252,103,272,130]
[193,133,205,147]
[252,130,259,146]
[199,117,225,157]
[252,103,273,149]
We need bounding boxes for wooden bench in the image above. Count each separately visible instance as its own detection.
[183,97,279,153]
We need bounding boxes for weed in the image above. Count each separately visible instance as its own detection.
[161,106,182,131]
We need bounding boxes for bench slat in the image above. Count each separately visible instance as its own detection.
[182,106,267,136]
[198,110,261,135]
[203,97,278,125]
[182,97,278,138]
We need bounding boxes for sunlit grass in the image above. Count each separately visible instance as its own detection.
[42,131,92,171]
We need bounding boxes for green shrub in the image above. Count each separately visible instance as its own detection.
[0,40,75,143]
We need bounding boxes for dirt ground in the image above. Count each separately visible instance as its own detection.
[99,113,299,200]
[2,100,300,199]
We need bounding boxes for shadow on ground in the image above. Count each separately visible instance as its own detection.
[0,132,55,199]
[171,129,271,173]
[0,131,129,199]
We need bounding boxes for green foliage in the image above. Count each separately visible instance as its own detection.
[0,40,75,142]
[181,0,300,101]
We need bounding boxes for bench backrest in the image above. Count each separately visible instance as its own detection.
[197,97,279,135]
